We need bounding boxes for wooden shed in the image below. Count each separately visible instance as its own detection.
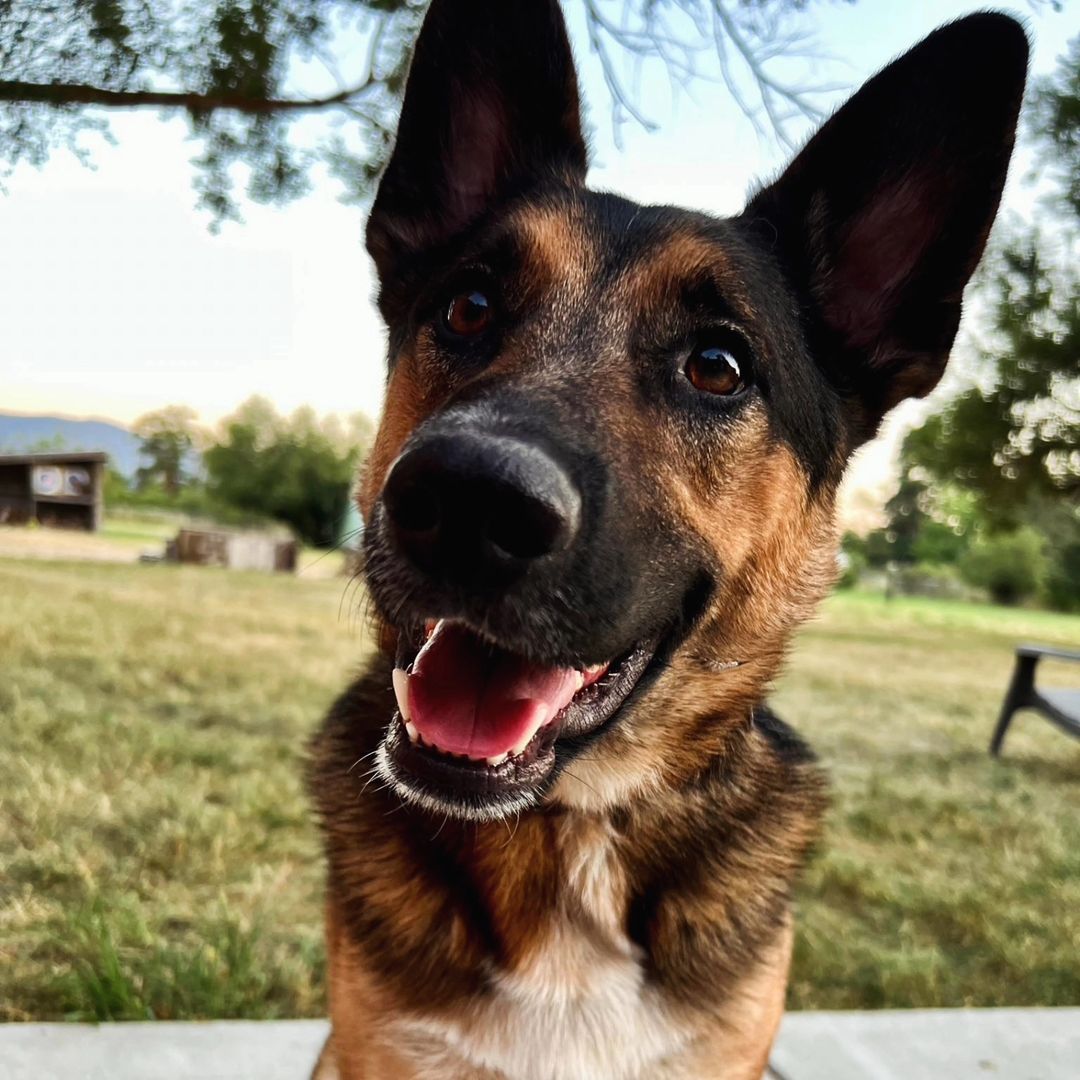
[0,451,107,531]
[168,528,297,573]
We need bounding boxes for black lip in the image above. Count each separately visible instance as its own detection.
[379,630,661,818]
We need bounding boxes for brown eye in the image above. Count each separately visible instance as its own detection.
[684,344,747,396]
[443,290,493,337]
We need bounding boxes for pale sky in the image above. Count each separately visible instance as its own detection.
[2,1,1077,517]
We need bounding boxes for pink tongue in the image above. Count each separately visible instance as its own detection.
[407,623,581,758]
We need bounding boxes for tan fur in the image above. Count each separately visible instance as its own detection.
[510,202,595,302]
[358,352,437,518]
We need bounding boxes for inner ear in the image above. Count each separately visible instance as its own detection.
[366,0,587,281]
[441,84,513,227]
[819,175,940,350]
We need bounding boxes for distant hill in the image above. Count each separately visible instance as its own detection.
[0,414,141,476]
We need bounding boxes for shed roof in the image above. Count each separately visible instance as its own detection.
[0,451,109,467]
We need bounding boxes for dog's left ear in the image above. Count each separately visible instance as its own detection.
[746,14,1028,440]
[366,0,586,281]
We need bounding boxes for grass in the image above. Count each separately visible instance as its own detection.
[0,558,362,1022]
[775,592,1080,1010]
[1,559,1077,1022]
[98,513,179,548]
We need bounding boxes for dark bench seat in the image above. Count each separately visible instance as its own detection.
[990,643,1080,756]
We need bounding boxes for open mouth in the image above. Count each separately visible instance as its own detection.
[377,619,657,819]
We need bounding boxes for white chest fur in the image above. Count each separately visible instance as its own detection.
[396,822,694,1080]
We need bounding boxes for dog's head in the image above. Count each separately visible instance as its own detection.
[359,0,1026,820]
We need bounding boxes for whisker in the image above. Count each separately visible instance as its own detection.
[500,810,522,849]
[358,768,388,797]
[431,811,451,842]
[561,767,602,798]
[300,528,363,577]
[347,749,379,775]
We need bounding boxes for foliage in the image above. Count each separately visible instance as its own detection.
[911,522,967,566]
[1030,33,1080,218]
[203,396,368,546]
[836,533,865,588]
[1045,539,1080,612]
[102,465,132,506]
[1027,495,1080,612]
[902,236,1079,524]
[132,406,204,497]
[892,32,1080,613]
[887,561,973,602]
[862,477,978,570]
[958,527,1048,606]
[902,34,1080,529]
[5,560,1079,1019]
[0,1,843,226]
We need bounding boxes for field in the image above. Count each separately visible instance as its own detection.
[0,515,346,576]
[1,556,1078,1022]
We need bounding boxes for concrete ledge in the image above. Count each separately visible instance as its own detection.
[0,1020,329,1080]
[1,1010,1078,1079]
[772,1008,1080,1080]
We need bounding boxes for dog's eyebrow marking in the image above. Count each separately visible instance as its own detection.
[618,229,755,323]
[679,271,743,324]
[509,202,595,299]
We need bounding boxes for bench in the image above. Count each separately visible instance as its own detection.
[990,643,1080,756]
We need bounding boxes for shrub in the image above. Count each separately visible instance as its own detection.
[1044,540,1080,613]
[958,528,1048,605]
[888,562,972,601]
[836,547,867,589]
[912,520,969,565]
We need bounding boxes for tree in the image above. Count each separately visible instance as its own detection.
[204,396,368,546]
[897,34,1079,608]
[959,528,1048,606]
[902,234,1079,525]
[901,35,1080,525]
[0,0,843,226]
[132,406,203,496]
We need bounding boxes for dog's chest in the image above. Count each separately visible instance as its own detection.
[401,822,692,1080]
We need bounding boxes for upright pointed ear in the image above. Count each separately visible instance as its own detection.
[746,14,1028,441]
[366,0,586,281]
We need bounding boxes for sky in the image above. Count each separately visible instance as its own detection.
[2,1,1078,516]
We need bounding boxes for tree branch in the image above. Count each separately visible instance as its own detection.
[0,79,374,114]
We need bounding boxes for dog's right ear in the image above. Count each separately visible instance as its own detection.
[366,0,586,282]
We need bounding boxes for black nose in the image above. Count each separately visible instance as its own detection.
[382,431,581,581]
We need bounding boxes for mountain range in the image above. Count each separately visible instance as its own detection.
[0,413,141,476]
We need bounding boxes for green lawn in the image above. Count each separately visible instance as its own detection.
[98,513,180,548]
[1,559,1078,1022]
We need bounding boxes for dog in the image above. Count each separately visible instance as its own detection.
[309,4,1026,1077]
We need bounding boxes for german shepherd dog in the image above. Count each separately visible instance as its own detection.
[310,3,1026,1077]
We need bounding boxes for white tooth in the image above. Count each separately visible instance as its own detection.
[405,721,419,743]
[510,732,533,757]
[392,667,411,722]
[486,753,508,767]
[414,619,446,665]
[575,671,585,690]
[585,662,606,674]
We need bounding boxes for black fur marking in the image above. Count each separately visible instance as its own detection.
[752,705,818,767]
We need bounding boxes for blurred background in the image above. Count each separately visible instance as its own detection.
[1,0,1077,1024]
